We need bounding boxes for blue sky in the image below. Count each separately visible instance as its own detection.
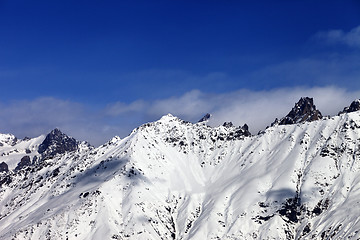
[1,1,360,145]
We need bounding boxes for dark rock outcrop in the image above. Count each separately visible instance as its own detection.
[38,128,78,159]
[275,97,323,126]
[339,99,360,115]
[11,137,18,146]
[0,162,8,172]
[226,124,251,140]
[15,156,31,171]
[221,122,251,139]
[223,122,234,128]
[198,113,211,123]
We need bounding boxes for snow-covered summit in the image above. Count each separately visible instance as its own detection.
[0,133,18,147]
[107,135,121,144]
[159,113,178,122]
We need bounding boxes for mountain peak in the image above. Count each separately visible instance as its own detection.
[38,128,78,158]
[159,113,177,121]
[276,97,323,125]
[339,99,360,115]
[198,113,211,123]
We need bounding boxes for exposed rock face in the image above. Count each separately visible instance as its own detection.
[0,162,8,173]
[15,156,31,171]
[198,113,211,122]
[223,122,251,138]
[277,97,323,125]
[11,137,18,146]
[222,122,234,128]
[38,128,78,159]
[339,99,360,114]
[231,125,251,138]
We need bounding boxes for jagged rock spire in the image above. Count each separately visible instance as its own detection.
[198,113,211,123]
[339,99,360,115]
[38,128,78,158]
[276,97,323,125]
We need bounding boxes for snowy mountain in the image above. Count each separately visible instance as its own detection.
[1,98,360,239]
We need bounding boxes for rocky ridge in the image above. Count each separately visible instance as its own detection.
[339,99,360,115]
[0,97,360,239]
[273,97,323,126]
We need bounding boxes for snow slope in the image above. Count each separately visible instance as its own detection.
[1,109,360,239]
[0,134,45,171]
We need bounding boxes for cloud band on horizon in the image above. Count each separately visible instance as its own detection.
[0,86,359,146]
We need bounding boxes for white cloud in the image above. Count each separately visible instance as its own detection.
[105,100,146,116]
[314,25,360,48]
[147,87,360,134]
[0,97,122,146]
[147,90,211,120]
[1,87,359,146]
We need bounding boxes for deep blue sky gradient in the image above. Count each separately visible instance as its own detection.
[1,1,359,104]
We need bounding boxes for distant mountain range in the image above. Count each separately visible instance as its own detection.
[1,97,360,239]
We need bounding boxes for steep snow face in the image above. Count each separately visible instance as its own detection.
[1,112,360,239]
